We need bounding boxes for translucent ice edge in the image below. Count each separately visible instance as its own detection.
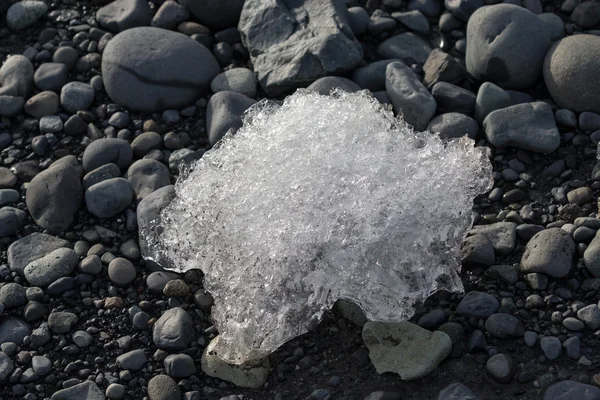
[142,90,493,364]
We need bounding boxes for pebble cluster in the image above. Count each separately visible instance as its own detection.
[0,0,599,399]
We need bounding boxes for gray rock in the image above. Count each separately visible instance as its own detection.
[34,62,68,93]
[468,222,517,256]
[0,316,31,345]
[461,234,495,266]
[51,381,105,400]
[82,138,133,172]
[0,283,26,309]
[137,185,176,267]
[105,383,125,400]
[146,271,179,294]
[152,307,194,350]
[96,0,153,33]
[108,257,137,287]
[239,0,363,96]
[116,349,147,371]
[485,353,515,384]
[0,351,14,380]
[0,55,34,97]
[126,159,170,200]
[151,0,189,30]
[164,353,196,378]
[457,291,499,318]
[484,313,525,338]
[571,1,600,29]
[103,27,219,112]
[362,321,452,380]
[8,232,70,275]
[179,0,244,30]
[0,188,23,205]
[431,82,476,115]
[24,91,59,118]
[474,82,512,123]
[32,355,51,376]
[306,77,362,95]
[582,231,600,278]
[562,336,580,360]
[351,59,401,92]
[427,113,479,139]
[6,0,48,31]
[385,61,436,130]
[520,228,575,278]
[483,102,560,154]
[0,95,25,117]
[147,374,181,400]
[466,4,551,89]
[486,264,519,285]
[438,382,478,400]
[85,178,134,218]
[25,163,83,233]
[72,330,93,348]
[207,91,256,145]
[445,0,484,21]
[60,81,95,114]
[53,46,79,71]
[540,336,562,360]
[39,115,63,134]
[543,380,600,400]
[210,68,258,98]
[131,132,162,158]
[538,12,564,41]
[577,304,600,330]
[47,311,77,333]
[30,322,50,346]
[347,6,369,36]
[543,34,600,114]
[392,10,430,34]
[83,163,121,191]
[422,49,467,89]
[378,33,432,65]
[0,206,26,236]
[24,247,78,287]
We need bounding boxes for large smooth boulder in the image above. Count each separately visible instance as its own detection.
[238,0,363,96]
[25,163,83,233]
[102,27,220,112]
[466,4,551,89]
[543,35,600,114]
[179,0,244,30]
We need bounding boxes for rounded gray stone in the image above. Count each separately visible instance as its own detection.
[466,4,551,89]
[147,374,181,400]
[85,178,134,218]
[152,307,194,351]
[82,138,133,172]
[0,283,26,309]
[211,68,258,98]
[108,257,136,287]
[306,77,362,95]
[460,234,495,266]
[543,380,600,400]
[207,91,256,146]
[456,291,499,318]
[6,0,48,31]
[485,353,515,384]
[164,353,196,378]
[102,27,220,113]
[34,62,68,92]
[24,247,78,287]
[126,159,171,200]
[540,336,562,360]
[96,0,153,33]
[378,33,432,65]
[179,0,244,30]
[520,228,575,278]
[484,313,524,338]
[60,81,95,114]
[31,355,51,376]
[543,35,600,114]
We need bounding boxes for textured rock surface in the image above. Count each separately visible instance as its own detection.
[142,91,492,364]
[102,27,219,112]
[238,0,363,96]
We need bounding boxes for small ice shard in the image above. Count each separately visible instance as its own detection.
[142,90,493,364]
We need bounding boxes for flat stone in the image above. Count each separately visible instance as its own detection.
[82,138,133,172]
[362,321,451,380]
[24,247,78,287]
[210,68,258,98]
[7,233,70,275]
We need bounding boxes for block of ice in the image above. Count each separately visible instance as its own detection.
[141,90,493,364]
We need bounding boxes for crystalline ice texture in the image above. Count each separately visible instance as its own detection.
[142,90,493,364]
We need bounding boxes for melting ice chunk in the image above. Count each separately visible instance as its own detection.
[142,90,493,364]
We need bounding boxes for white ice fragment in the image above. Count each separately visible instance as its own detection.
[142,90,493,364]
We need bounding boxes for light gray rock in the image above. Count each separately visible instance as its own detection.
[438,382,479,400]
[520,228,575,278]
[25,163,83,233]
[152,307,194,351]
[483,102,560,154]
[147,374,181,400]
[96,0,153,33]
[468,222,516,256]
[385,61,436,130]
[207,91,256,145]
[60,81,95,113]
[178,0,244,30]
[474,82,511,123]
[85,178,134,218]
[82,138,133,172]
[584,231,600,278]
[238,0,363,96]
[466,4,551,89]
[306,76,362,95]
[6,0,48,31]
[577,304,600,330]
[24,91,59,118]
[543,381,600,400]
[427,113,479,139]
[51,381,105,400]
[378,32,432,65]
[0,55,34,97]
[116,349,147,371]
[126,159,170,200]
[210,68,257,98]
[7,233,70,275]
[543,35,600,114]
[0,283,26,309]
[362,321,452,380]
[24,247,78,287]
[351,59,401,92]
[151,0,189,30]
[102,27,219,112]
[201,336,269,388]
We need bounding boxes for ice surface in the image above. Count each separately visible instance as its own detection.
[142,90,493,364]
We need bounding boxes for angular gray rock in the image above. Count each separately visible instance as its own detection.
[238,0,363,96]
[520,228,575,278]
[96,0,153,32]
[6,0,48,31]
[207,91,256,146]
[474,81,511,123]
[543,35,600,114]
[51,381,105,400]
[483,102,560,154]
[431,82,476,116]
[0,351,14,380]
[378,33,432,65]
[25,163,83,233]
[102,27,219,112]
[152,307,194,351]
[362,321,452,380]
[385,61,436,131]
[8,233,70,275]
[178,0,244,30]
[576,304,600,330]
[466,4,551,89]
[23,248,78,287]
